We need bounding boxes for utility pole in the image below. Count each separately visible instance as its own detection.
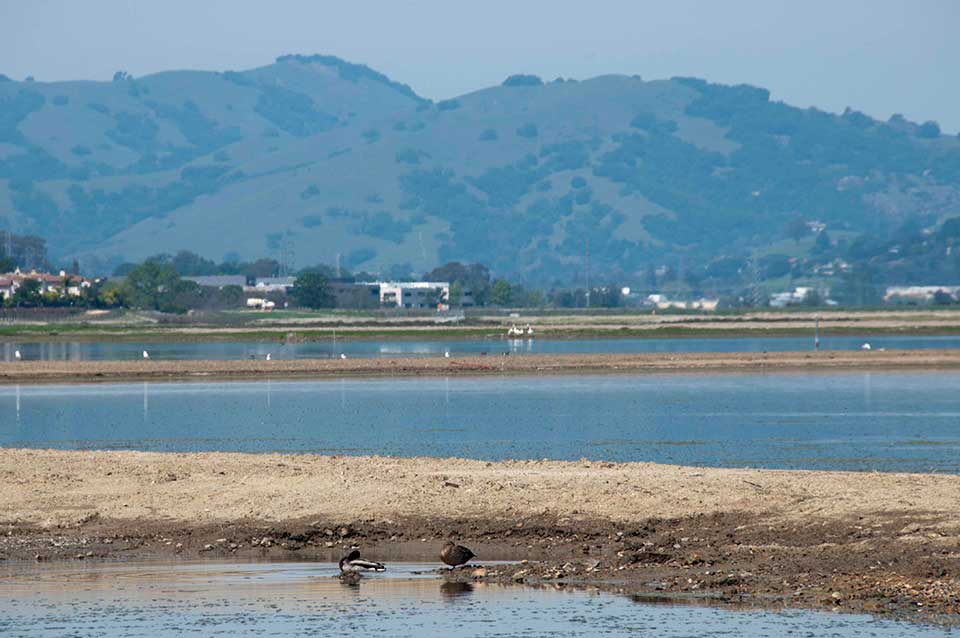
[584,237,591,308]
[749,257,763,308]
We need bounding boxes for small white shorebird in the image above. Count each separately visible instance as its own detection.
[340,353,347,360]
[266,353,271,361]
[14,350,21,361]
[339,549,385,574]
[861,343,871,351]
[142,350,150,359]
[444,350,450,358]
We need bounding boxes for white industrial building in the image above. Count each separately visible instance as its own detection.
[372,281,450,308]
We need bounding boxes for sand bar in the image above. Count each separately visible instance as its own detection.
[2,348,960,384]
[2,448,958,621]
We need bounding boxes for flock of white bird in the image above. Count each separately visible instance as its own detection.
[8,341,877,362]
[9,349,354,361]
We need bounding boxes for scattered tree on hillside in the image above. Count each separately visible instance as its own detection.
[785,216,809,244]
[917,121,941,139]
[502,74,543,87]
[813,230,832,254]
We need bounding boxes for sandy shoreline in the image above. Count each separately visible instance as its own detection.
[2,448,958,621]
[3,348,960,384]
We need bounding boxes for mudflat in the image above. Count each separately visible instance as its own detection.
[2,448,958,622]
[3,348,960,383]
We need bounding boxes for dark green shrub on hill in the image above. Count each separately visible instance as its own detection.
[0,90,45,144]
[917,121,941,138]
[502,74,543,87]
[468,159,543,206]
[276,54,422,101]
[516,123,538,138]
[540,140,590,171]
[630,112,678,134]
[352,211,413,243]
[106,111,159,152]
[437,99,460,111]
[0,147,68,180]
[344,247,377,269]
[254,86,337,137]
[301,214,323,228]
[148,100,242,151]
[396,147,428,165]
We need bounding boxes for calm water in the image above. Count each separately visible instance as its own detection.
[2,334,959,361]
[0,561,953,637]
[2,372,959,472]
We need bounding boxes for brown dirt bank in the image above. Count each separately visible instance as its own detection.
[1,449,958,622]
[3,348,960,384]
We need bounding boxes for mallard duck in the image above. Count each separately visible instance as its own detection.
[339,549,385,573]
[440,541,476,569]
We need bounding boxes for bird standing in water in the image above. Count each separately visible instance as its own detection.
[440,541,476,569]
[14,350,21,360]
[142,350,150,360]
[339,549,386,575]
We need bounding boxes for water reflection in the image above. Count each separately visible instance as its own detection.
[440,581,474,599]
[0,561,953,637]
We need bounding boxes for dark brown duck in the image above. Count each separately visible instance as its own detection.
[440,541,476,568]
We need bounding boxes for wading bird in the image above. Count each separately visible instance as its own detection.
[142,350,150,360]
[340,353,347,360]
[14,350,21,360]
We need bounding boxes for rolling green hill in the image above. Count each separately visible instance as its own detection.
[2,55,959,284]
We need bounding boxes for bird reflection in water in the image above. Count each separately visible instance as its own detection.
[440,581,474,599]
[337,571,362,591]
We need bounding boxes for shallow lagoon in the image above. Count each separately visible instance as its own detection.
[2,371,958,472]
[0,561,954,638]
[2,333,959,361]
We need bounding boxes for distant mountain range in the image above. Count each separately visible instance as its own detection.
[1,54,959,284]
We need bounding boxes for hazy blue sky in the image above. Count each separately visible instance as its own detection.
[2,0,957,131]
